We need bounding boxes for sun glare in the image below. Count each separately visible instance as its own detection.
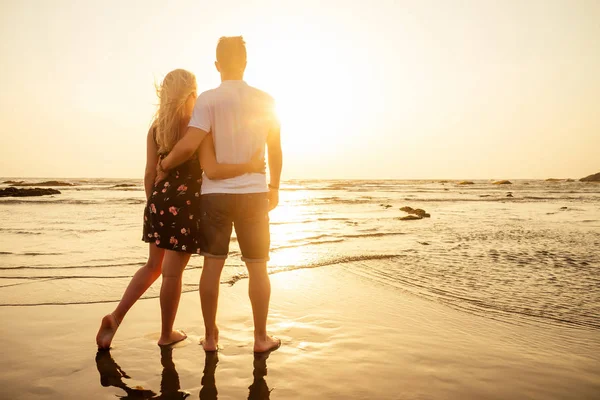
[246,31,374,162]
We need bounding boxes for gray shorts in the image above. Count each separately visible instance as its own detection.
[200,193,270,262]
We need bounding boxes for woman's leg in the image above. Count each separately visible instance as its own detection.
[158,250,191,346]
[97,244,165,349]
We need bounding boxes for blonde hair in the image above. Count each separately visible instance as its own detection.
[153,69,197,154]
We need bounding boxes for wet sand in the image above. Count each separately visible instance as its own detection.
[1,265,599,399]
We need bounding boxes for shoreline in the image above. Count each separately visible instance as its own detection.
[1,264,599,399]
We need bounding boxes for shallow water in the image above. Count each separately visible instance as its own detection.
[1,178,599,332]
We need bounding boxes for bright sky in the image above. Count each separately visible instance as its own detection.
[0,0,598,179]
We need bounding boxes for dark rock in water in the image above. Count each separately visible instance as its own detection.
[398,215,422,221]
[493,180,512,185]
[414,208,429,217]
[580,172,600,182]
[560,206,568,210]
[479,194,491,197]
[506,193,513,197]
[545,178,562,182]
[444,188,449,191]
[0,187,61,197]
[418,241,430,245]
[2,180,24,184]
[458,181,474,185]
[112,184,137,188]
[400,206,430,218]
[380,204,392,209]
[10,180,75,187]
[565,179,575,182]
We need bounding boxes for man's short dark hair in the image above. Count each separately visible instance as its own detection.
[216,36,247,72]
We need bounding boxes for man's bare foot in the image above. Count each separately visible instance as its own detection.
[158,330,187,347]
[96,313,119,349]
[254,335,281,353]
[201,327,219,352]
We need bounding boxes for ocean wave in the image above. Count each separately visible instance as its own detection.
[0,251,63,256]
[284,231,404,245]
[223,254,402,286]
[0,199,95,205]
[271,217,351,226]
[272,239,345,251]
[0,198,145,205]
[0,229,42,235]
[0,261,145,270]
[0,254,402,306]
[6,180,76,187]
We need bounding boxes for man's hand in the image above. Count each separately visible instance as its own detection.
[155,161,168,186]
[267,187,279,211]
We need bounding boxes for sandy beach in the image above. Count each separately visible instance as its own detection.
[1,262,599,399]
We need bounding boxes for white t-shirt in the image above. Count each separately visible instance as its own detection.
[189,80,278,194]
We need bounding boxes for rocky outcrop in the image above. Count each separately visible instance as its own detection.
[10,180,74,187]
[399,206,431,220]
[580,172,600,182]
[413,209,430,218]
[0,187,61,197]
[458,181,474,185]
[493,180,512,185]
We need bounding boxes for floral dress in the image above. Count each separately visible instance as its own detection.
[142,153,203,254]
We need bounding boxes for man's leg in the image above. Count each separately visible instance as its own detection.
[246,261,279,352]
[200,256,225,351]
[234,193,280,353]
[199,194,234,351]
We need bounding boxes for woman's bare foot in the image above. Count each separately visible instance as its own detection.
[158,330,187,347]
[254,335,281,353]
[201,327,219,352]
[96,313,120,349]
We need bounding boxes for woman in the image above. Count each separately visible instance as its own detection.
[96,69,263,348]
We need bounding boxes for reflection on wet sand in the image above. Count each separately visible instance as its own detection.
[157,346,190,399]
[95,348,190,399]
[248,352,273,400]
[198,350,274,400]
[96,347,275,399]
[199,351,218,400]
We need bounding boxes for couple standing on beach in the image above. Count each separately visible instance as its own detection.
[96,36,283,354]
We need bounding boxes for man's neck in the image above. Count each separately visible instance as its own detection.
[220,73,244,81]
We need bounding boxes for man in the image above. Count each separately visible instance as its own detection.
[157,36,282,353]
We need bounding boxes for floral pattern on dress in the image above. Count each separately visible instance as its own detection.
[142,155,202,254]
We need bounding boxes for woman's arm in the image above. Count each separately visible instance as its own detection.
[200,134,265,180]
[144,127,159,199]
